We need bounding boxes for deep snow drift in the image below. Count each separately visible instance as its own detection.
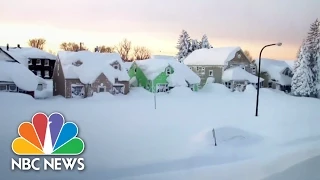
[0,86,320,180]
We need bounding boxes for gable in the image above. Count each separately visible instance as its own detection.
[228,50,251,65]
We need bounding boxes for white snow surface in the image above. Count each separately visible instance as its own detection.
[0,61,39,91]
[0,46,56,66]
[58,51,130,84]
[222,66,263,83]
[255,58,292,85]
[152,55,176,60]
[135,58,200,85]
[1,85,320,180]
[183,47,241,66]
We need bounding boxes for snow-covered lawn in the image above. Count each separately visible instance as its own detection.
[1,84,320,180]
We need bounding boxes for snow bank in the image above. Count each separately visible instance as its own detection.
[152,55,176,60]
[169,86,193,96]
[58,51,130,84]
[183,47,241,66]
[200,83,231,93]
[0,92,35,101]
[136,58,200,86]
[0,46,56,66]
[206,77,215,84]
[245,84,257,93]
[0,61,39,91]
[222,67,263,83]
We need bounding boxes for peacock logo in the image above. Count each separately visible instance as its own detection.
[12,112,85,155]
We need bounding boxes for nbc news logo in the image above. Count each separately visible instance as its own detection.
[11,112,85,171]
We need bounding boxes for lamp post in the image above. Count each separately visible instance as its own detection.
[255,42,282,117]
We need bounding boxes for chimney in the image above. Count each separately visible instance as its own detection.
[79,42,82,51]
[17,44,21,48]
[94,46,99,52]
[6,44,9,51]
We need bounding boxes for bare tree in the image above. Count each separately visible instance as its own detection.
[133,46,151,60]
[244,50,253,61]
[96,45,115,53]
[116,39,132,61]
[60,42,88,51]
[28,38,46,50]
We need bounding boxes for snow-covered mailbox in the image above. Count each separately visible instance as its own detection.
[53,51,130,98]
[222,66,264,92]
[0,61,42,97]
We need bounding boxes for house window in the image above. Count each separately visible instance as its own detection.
[8,84,17,91]
[209,70,214,77]
[44,60,49,66]
[0,85,6,91]
[197,66,202,71]
[166,67,171,75]
[134,67,137,73]
[113,64,119,70]
[36,59,41,65]
[240,65,245,70]
[268,82,272,88]
[37,71,41,77]
[45,71,49,77]
[28,60,32,65]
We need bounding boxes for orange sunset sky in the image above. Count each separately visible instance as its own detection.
[1,0,319,60]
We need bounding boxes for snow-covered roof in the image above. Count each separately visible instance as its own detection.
[222,67,263,83]
[183,47,241,66]
[0,61,40,91]
[135,58,200,86]
[0,46,56,66]
[58,51,130,84]
[123,62,134,71]
[254,58,292,85]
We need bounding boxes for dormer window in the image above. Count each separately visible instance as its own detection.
[72,60,83,67]
[113,64,119,70]
[166,67,171,75]
[28,60,32,65]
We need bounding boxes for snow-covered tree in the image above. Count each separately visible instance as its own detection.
[189,39,200,53]
[304,19,320,96]
[291,44,314,97]
[199,34,211,49]
[176,30,191,62]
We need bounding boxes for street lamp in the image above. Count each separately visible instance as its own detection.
[255,42,282,117]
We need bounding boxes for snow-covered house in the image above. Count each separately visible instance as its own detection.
[0,61,47,97]
[0,45,56,79]
[53,51,130,98]
[255,58,294,93]
[222,67,264,92]
[127,57,200,92]
[183,47,257,87]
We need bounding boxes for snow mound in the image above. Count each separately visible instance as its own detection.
[169,87,193,96]
[244,84,257,93]
[200,83,231,94]
[223,66,263,83]
[184,47,241,66]
[0,92,35,101]
[88,92,115,100]
[206,77,215,84]
[0,61,39,91]
[128,87,153,96]
[190,127,263,147]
